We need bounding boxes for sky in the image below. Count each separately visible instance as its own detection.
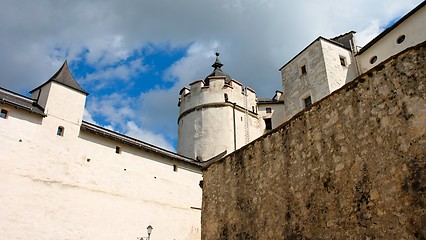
[0,0,422,152]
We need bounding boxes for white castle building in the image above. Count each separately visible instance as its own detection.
[177,53,284,161]
[0,1,424,239]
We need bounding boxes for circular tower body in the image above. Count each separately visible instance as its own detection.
[177,54,262,161]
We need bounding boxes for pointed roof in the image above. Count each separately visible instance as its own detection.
[204,52,232,85]
[30,61,88,95]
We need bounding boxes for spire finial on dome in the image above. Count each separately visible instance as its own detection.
[212,51,223,69]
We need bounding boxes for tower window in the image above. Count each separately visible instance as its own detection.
[266,108,272,113]
[0,109,8,119]
[264,118,272,130]
[339,56,346,66]
[224,93,228,102]
[396,35,405,44]
[301,65,307,75]
[57,126,64,136]
[115,146,121,154]
[304,96,312,107]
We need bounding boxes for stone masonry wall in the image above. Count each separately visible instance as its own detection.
[202,42,426,239]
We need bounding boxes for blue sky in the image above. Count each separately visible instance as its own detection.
[0,0,422,151]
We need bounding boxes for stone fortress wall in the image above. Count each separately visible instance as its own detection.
[201,42,426,239]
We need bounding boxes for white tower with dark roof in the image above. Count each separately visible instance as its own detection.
[177,53,264,161]
[30,61,88,138]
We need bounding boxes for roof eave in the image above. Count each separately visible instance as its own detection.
[278,36,351,71]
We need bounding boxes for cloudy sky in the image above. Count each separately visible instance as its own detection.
[0,0,422,151]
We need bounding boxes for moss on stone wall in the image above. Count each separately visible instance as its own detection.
[202,42,426,240]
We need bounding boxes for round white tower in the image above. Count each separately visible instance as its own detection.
[177,53,263,161]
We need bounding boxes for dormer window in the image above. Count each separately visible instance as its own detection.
[0,109,8,119]
[57,126,64,136]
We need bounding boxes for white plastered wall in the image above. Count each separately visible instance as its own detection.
[281,40,329,121]
[281,39,358,122]
[258,103,286,129]
[0,87,202,240]
[178,78,262,160]
[357,5,426,73]
[321,40,358,90]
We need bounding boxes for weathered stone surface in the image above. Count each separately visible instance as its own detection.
[202,42,426,240]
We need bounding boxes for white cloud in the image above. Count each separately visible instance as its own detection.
[82,58,147,89]
[85,93,137,128]
[125,121,175,152]
[356,20,383,47]
[83,109,96,124]
[85,94,175,151]
[0,0,423,152]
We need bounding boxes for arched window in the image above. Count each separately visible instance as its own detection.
[57,126,64,136]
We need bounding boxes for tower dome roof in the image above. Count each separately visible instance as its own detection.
[204,52,232,85]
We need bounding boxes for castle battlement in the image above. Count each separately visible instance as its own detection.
[177,52,265,161]
[178,75,257,115]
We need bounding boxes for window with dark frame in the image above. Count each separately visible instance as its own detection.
[396,35,405,44]
[304,96,312,107]
[57,126,64,136]
[301,65,307,75]
[370,56,378,64]
[340,56,346,66]
[173,164,178,172]
[264,118,272,130]
[115,146,121,154]
[0,109,8,119]
[266,107,272,113]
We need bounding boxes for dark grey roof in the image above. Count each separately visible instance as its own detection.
[257,97,284,105]
[80,121,202,168]
[205,52,232,85]
[331,31,356,50]
[0,87,46,116]
[357,1,426,55]
[30,61,88,95]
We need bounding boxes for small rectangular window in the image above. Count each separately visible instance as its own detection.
[304,96,312,107]
[340,56,346,66]
[57,126,64,136]
[266,108,272,113]
[264,118,272,130]
[301,65,307,75]
[0,109,8,119]
[173,164,178,172]
[115,146,121,154]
